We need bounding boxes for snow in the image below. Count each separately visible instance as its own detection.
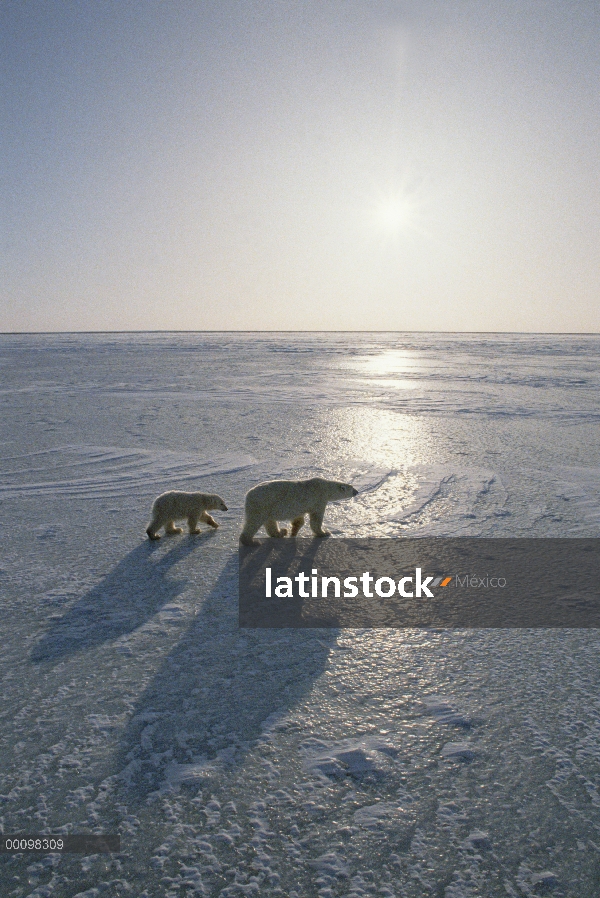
[0,332,600,896]
[0,445,255,500]
[440,742,477,761]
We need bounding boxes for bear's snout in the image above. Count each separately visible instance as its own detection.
[220,502,228,511]
[351,487,358,496]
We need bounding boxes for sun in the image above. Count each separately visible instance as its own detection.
[370,188,420,235]
[365,176,428,241]
[376,195,415,230]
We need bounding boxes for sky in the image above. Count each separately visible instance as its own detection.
[1,0,599,332]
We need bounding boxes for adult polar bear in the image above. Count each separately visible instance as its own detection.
[146,491,228,540]
[240,477,358,546]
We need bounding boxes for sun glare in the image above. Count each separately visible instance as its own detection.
[376,196,414,230]
[363,349,423,376]
[368,186,423,237]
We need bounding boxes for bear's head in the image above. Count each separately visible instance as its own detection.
[208,494,228,511]
[325,480,358,501]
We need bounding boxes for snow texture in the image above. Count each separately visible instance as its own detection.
[1,332,600,896]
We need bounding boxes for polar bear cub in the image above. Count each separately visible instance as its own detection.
[240,477,358,546]
[146,491,228,540]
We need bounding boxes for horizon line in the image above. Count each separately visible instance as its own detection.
[1,329,599,336]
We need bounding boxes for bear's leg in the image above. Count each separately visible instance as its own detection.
[188,515,200,534]
[265,519,288,538]
[164,520,183,536]
[146,517,161,540]
[309,507,330,538]
[200,511,219,529]
[290,515,305,537]
[240,517,261,546]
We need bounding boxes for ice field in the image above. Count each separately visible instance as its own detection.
[1,332,600,897]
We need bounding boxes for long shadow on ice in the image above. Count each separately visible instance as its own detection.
[116,553,336,799]
[30,535,211,663]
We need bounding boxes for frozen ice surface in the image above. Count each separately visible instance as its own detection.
[440,742,477,761]
[1,332,600,896]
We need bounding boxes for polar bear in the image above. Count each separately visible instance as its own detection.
[146,491,228,540]
[239,477,358,546]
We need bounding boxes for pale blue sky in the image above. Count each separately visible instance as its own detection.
[2,1,599,331]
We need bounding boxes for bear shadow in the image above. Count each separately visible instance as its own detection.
[115,552,337,800]
[30,534,214,663]
[239,537,337,626]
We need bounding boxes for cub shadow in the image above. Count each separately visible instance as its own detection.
[115,552,337,800]
[31,534,214,663]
